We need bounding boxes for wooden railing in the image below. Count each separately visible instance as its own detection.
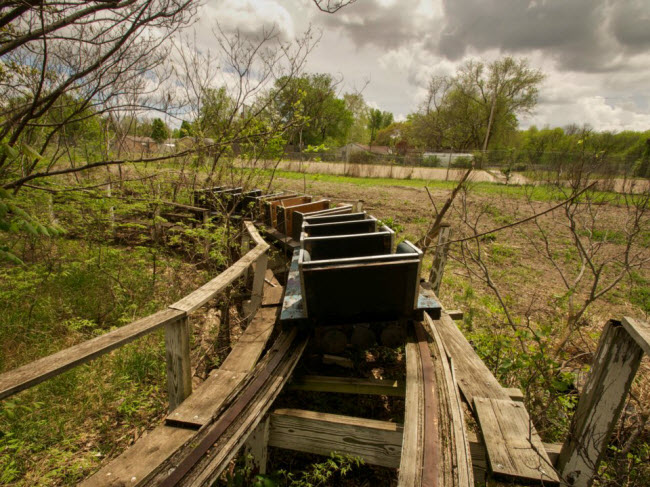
[0,220,270,411]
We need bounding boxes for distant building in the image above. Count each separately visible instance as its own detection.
[337,143,392,159]
[112,135,157,154]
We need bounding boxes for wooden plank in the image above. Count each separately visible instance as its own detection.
[150,330,307,486]
[289,375,405,396]
[244,416,270,474]
[447,309,464,320]
[168,306,278,428]
[466,431,562,485]
[166,369,248,428]
[474,397,559,483]
[431,311,511,410]
[429,224,451,294]
[261,285,283,307]
[165,316,192,412]
[398,335,424,486]
[423,314,474,486]
[0,308,185,401]
[558,320,644,487]
[79,425,195,487]
[504,387,525,402]
[248,253,268,316]
[220,307,278,372]
[268,408,403,469]
[622,316,650,356]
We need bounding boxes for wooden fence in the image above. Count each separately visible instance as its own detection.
[0,220,270,412]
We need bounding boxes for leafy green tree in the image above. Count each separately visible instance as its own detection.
[178,120,193,138]
[367,109,393,146]
[343,93,370,144]
[272,73,353,148]
[150,118,170,143]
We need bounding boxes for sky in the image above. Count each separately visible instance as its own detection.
[194,0,650,132]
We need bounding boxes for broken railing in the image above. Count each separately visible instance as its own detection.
[0,220,270,412]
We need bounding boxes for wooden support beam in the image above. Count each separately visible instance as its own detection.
[398,333,425,485]
[268,409,403,469]
[558,320,644,487]
[290,375,406,396]
[447,309,464,320]
[164,316,192,412]
[244,416,270,475]
[428,224,451,294]
[0,308,185,401]
[249,253,268,317]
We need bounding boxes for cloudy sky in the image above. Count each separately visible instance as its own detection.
[195,0,650,132]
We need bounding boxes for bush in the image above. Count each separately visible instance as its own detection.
[421,155,441,167]
[451,156,473,168]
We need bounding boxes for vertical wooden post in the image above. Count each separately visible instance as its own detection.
[428,224,451,294]
[165,316,192,412]
[249,253,268,317]
[244,416,270,474]
[354,200,364,213]
[557,320,643,487]
[242,225,251,282]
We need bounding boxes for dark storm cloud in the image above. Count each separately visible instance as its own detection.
[439,0,650,72]
[319,0,437,50]
[610,0,650,51]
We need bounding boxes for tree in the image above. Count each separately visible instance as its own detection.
[367,109,393,146]
[178,121,193,138]
[272,73,353,148]
[150,119,170,143]
[455,57,545,151]
[343,93,370,144]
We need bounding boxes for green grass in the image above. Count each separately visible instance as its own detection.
[269,169,618,202]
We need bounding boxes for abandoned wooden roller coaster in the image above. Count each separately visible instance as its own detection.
[1,186,648,486]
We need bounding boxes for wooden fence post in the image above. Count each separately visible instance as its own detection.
[428,224,451,294]
[557,320,644,487]
[249,253,268,318]
[165,315,192,412]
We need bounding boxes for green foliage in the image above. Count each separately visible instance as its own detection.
[367,108,393,144]
[278,453,364,487]
[150,118,170,143]
[273,73,353,147]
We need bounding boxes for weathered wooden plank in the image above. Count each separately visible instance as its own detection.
[268,408,403,469]
[261,285,283,307]
[447,309,464,320]
[466,431,561,485]
[558,320,644,487]
[248,253,268,316]
[165,316,192,412]
[289,375,406,396]
[429,224,451,294]
[151,330,307,486]
[423,314,474,486]
[166,369,247,428]
[220,307,278,372]
[168,306,278,428]
[398,334,425,486]
[504,387,525,402]
[0,308,185,401]
[621,316,650,356]
[474,397,559,484]
[80,425,196,487]
[432,311,511,409]
[170,246,268,313]
[244,416,270,474]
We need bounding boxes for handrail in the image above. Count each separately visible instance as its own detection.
[0,220,270,404]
